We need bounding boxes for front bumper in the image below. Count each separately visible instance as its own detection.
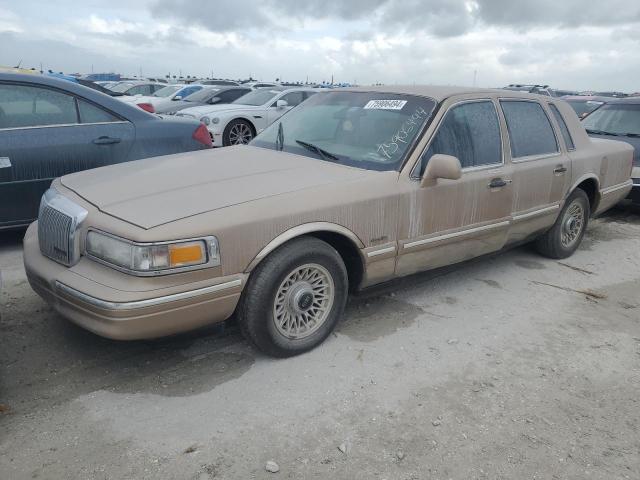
[24,223,246,340]
[206,126,224,147]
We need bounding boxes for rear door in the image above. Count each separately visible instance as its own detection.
[499,99,570,244]
[397,99,513,275]
[0,82,135,228]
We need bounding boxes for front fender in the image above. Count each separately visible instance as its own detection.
[244,222,365,273]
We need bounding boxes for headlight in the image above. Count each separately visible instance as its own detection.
[200,116,210,125]
[85,231,220,275]
[212,117,220,124]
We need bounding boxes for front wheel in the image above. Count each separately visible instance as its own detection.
[535,188,590,259]
[238,237,348,357]
[223,119,255,146]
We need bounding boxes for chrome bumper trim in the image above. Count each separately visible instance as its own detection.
[55,279,242,311]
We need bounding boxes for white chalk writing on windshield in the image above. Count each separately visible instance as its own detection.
[376,107,430,160]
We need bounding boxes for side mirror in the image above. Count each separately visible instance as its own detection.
[173,95,183,101]
[420,154,462,187]
[208,97,221,104]
[276,99,288,109]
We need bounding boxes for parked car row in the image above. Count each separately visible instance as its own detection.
[15,84,635,358]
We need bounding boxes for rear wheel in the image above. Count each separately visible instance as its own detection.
[238,237,348,357]
[535,188,590,259]
[223,119,255,146]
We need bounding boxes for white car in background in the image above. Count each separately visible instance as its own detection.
[176,87,317,146]
[117,84,204,112]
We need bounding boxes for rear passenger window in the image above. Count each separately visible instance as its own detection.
[549,104,575,150]
[419,100,502,174]
[501,100,558,158]
[78,100,119,124]
[0,84,78,129]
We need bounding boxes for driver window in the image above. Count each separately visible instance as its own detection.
[418,100,502,176]
[277,92,304,108]
[0,84,78,129]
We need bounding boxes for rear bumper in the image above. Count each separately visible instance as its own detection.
[23,222,246,340]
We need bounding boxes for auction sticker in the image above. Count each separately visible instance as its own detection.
[0,157,11,168]
[364,99,407,110]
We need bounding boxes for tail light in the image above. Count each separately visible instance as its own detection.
[137,102,155,113]
[193,123,213,147]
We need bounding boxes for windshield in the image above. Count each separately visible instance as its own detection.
[184,88,220,102]
[151,85,181,98]
[582,103,640,135]
[110,82,138,93]
[567,100,604,117]
[233,89,283,106]
[251,91,437,171]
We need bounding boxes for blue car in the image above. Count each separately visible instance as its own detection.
[0,73,212,230]
[582,97,640,203]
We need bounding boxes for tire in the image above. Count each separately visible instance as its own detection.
[238,236,348,358]
[535,188,590,259]
[222,119,255,146]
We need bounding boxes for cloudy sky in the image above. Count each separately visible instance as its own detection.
[1,0,640,90]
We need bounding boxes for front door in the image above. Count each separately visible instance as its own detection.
[397,99,513,276]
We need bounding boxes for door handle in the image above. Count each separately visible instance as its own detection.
[92,136,121,145]
[488,178,510,189]
[554,165,568,174]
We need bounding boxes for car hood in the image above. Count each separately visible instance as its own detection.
[179,103,262,118]
[60,146,371,229]
[588,133,640,166]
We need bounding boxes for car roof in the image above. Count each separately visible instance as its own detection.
[337,85,551,102]
[0,72,156,120]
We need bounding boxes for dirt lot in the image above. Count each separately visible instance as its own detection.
[1,209,639,480]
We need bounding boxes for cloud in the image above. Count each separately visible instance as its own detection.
[2,1,640,91]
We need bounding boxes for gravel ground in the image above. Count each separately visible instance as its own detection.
[1,208,639,480]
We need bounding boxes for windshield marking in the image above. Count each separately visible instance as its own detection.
[364,99,408,110]
[375,106,431,160]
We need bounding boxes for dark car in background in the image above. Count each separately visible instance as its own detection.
[156,85,252,115]
[582,97,640,203]
[562,95,609,119]
[0,73,212,230]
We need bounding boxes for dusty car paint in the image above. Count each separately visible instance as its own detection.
[23,86,633,342]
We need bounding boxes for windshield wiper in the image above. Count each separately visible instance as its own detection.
[295,140,340,162]
[621,133,640,138]
[276,122,284,151]
[585,129,619,136]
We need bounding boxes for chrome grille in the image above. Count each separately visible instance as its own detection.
[37,189,88,267]
[38,205,73,265]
